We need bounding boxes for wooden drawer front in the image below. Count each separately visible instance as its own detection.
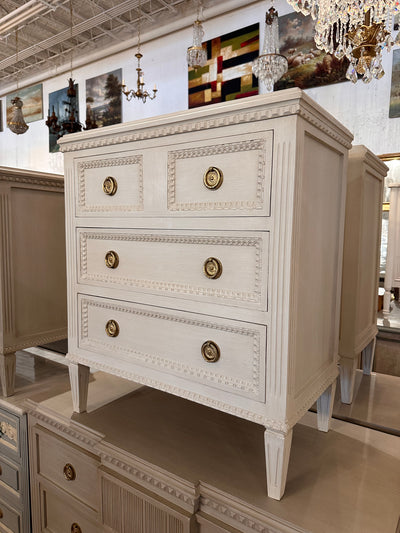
[101,473,194,533]
[79,295,266,402]
[78,229,268,310]
[75,152,143,217]
[40,484,100,533]
[0,409,20,458]
[0,457,19,493]
[35,428,99,510]
[167,131,272,216]
[0,497,20,533]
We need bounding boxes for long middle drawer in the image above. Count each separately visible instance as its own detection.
[77,229,269,310]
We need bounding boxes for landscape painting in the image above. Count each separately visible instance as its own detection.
[6,83,43,123]
[85,68,122,128]
[48,83,80,153]
[275,12,348,91]
[188,23,259,108]
[389,49,400,118]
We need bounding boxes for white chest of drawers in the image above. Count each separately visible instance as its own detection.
[59,88,353,500]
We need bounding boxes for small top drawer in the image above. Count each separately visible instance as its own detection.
[0,408,20,459]
[167,130,273,217]
[34,428,99,510]
[75,151,143,217]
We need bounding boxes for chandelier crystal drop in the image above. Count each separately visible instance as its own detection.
[187,19,207,69]
[252,7,288,92]
[286,0,399,83]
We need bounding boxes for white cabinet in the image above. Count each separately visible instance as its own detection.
[0,167,67,397]
[339,146,387,403]
[59,88,352,499]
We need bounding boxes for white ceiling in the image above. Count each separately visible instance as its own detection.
[0,0,258,95]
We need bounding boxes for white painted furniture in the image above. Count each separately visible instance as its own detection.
[0,167,67,397]
[383,183,400,318]
[339,146,386,404]
[59,88,352,500]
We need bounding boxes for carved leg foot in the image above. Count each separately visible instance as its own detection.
[339,357,357,404]
[0,353,16,397]
[69,362,90,413]
[362,338,376,376]
[264,428,293,500]
[317,379,336,432]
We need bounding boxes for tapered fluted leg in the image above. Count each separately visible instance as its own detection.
[0,352,16,397]
[339,357,357,404]
[362,337,376,375]
[69,362,90,413]
[317,380,336,432]
[264,428,293,500]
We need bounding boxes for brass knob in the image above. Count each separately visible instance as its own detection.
[201,341,220,363]
[63,463,76,481]
[203,257,222,279]
[71,524,82,533]
[105,250,119,269]
[204,167,223,190]
[103,176,118,196]
[105,319,119,338]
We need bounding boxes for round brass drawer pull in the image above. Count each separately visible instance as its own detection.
[203,257,222,279]
[63,463,76,481]
[105,250,119,269]
[203,166,223,190]
[103,176,118,196]
[201,341,220,363]
[71,523,82,533]
[105,319,120,338]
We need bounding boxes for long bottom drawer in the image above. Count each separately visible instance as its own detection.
[0,496,21,533]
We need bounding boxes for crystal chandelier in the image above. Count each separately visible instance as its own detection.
[252,6,288,91]
[187,2,207,69]
[121,0,157,103]
[7,29,29,135]
[286,0,400,83]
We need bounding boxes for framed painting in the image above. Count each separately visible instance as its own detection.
[275,12,348,91]
[188,23,259,108]
[48,82,80,153]
[6,83,43,124]
[85,69,122,128]
[389,50,400,118]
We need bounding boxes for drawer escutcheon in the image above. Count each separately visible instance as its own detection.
[203,257,223,279]
[71,523,82,533]
[105,319,120,338]
[63,463,76,481]
[105,250,119,269]
[201,341,220,363]
[102,176,118,196]
[203,166,223,190]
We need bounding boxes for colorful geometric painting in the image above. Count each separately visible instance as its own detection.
[389,49,400,118]
[85,68,122,128]
[48,83,80,153]
[188,23,259,109]
[274,12,348,91]
[6,83,43,124]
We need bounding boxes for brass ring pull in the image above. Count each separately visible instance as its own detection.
[105,319,120,338]
[103,176,118,196]
[203,167,223,190]
[201,341,220,363]
[63,463,76,481]
[203,257,222,279]
[105,250,119,269]
[71,523,82,533]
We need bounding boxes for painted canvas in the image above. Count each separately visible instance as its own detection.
[48,83,80,153]
[85,69,122,128]
[6,83,43,124]
[188,23,259,108]
[389,49,400,118]
[274,12,348,91]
